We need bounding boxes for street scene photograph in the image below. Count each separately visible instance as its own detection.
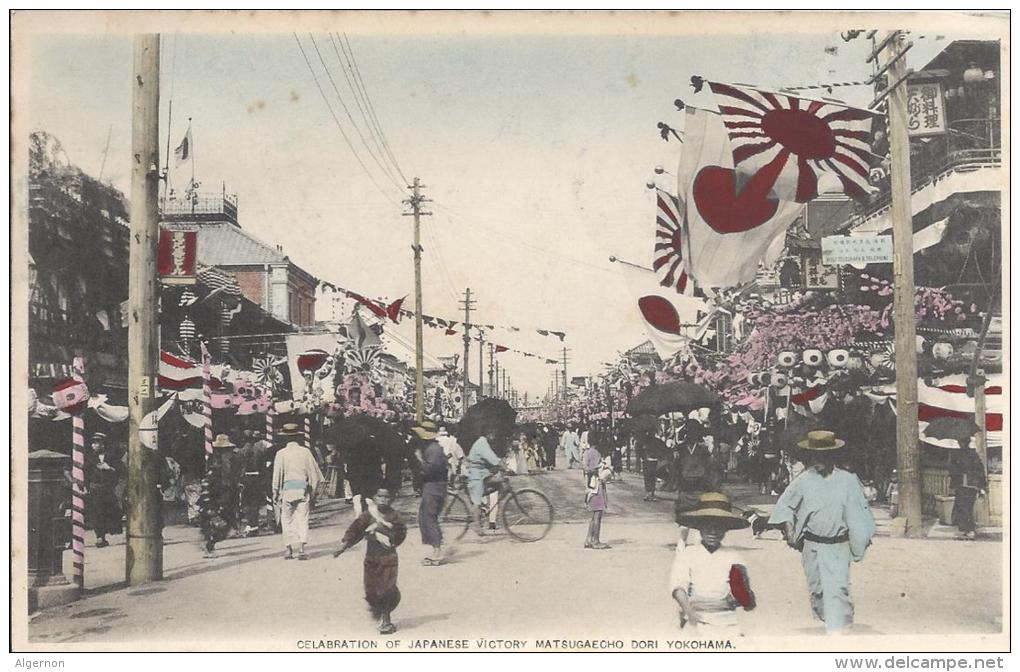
[9,9,1009,658]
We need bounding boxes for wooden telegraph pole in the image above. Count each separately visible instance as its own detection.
[403,178,431,423]
[126,33,164,583]
[460,288,474,415]
[477,329,485,398]
[875,31,923,535]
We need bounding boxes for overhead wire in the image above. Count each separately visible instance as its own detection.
[307,33,405,193]
[293,33,402,208]
[341,32,411,185]
[326,33,402,188]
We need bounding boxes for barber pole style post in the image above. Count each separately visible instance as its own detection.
[70,405,87,589]
[304,414,312,447]
[200,341,213,457]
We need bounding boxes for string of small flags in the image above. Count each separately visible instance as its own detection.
[319,281,567,342]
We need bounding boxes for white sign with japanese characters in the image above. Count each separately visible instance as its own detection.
[822,234,894,265]
[906,81,947,137]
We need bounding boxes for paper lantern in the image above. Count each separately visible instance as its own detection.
[777,351,798,368]
[802,349,824,367]
[827,349,850,368]
[52,378,89,415]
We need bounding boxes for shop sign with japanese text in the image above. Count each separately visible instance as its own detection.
[822,234,893,265]
[906,81,946,137]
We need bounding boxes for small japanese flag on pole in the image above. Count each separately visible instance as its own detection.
[174,123,192,167]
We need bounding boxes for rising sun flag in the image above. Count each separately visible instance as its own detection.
[707,81,877,202]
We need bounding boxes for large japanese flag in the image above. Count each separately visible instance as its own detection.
[620,262,708,360]
[678,107,805,289]
[708,82,876,202]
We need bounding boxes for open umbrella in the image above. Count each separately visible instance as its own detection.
[459,398,517,455]
[626,381,720,417]
[922,416,981,448]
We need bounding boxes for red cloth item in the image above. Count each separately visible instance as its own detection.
[495,345,509,353]
[386,297,406,323]
[728,563,756,610]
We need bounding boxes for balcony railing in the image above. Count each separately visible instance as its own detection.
[851,117,1000,227]
[162,192,239,221]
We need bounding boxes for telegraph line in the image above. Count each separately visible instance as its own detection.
[293,33,401,207]
[307,33,405,193]
[326,33,401,187]
[341,32,410,185]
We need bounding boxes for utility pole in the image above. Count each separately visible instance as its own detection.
[874,31,922,535]
[459,288,475,415]
[126,33,163,584]
[488,343,495,398]
[561,347,570,400]
[502,370,507,400]
[494,356,500,399]
[477,329,485,398]
[403,177,431,423]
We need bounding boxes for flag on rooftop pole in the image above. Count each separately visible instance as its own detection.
[677,106,804,288]
[174,122,192,167]
[706,81,876,202]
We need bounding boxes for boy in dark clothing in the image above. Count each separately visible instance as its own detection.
[636,431,669,502]
[334,488,408,634]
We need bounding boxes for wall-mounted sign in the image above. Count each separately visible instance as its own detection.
[906,81,946,137]
[822,234,894,265]
[158,228,198,285]
[801,250,840,290]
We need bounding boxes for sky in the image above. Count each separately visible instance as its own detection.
[17,11,985,398]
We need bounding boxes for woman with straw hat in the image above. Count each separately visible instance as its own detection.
[670,492,756,635]
[768,430,876,635]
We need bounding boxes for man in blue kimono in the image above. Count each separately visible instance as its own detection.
[769,430,876,635]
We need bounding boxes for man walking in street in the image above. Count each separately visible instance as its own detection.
[950,439,987,540]
[414,420,449,565]
[769,430,876,635]
[560,425,581,469]
[436,424,464,489]
[272,423,324,560]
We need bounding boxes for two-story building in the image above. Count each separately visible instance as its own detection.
[161,193,320,328]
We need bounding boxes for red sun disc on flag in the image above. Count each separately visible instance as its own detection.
[708,82,875,202]
[638,296,683,335]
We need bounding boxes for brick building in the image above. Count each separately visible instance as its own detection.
[162,193,319,327]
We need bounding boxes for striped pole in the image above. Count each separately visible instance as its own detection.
[70,412,86,589]
[304,414,311,448]
[200,342,213,457]
[265,399,274,444]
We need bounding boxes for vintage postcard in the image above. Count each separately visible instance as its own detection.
[9,9,1010,658]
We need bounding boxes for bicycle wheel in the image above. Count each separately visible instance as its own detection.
[439,493,471,541]
[501,488,554,542]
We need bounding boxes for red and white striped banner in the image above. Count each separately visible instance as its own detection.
[200,342,213,457]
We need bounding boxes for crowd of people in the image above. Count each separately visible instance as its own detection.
[62,402,989,638]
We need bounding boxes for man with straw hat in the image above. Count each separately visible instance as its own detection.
[769,430,876,635]
[670,492,756,635]
[412,420,449,565]
[272,423,324,560]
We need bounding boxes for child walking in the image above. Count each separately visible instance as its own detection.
[334,488,407,634]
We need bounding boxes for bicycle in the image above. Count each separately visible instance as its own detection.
[439,471,554,542]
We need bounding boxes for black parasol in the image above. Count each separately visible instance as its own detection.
[625,381,720,416]
[922,416,981,447]
[459,398,517,456]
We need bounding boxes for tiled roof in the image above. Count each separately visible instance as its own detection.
[183,222,289,265]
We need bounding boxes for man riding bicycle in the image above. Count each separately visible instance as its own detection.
[466,427,508,535]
